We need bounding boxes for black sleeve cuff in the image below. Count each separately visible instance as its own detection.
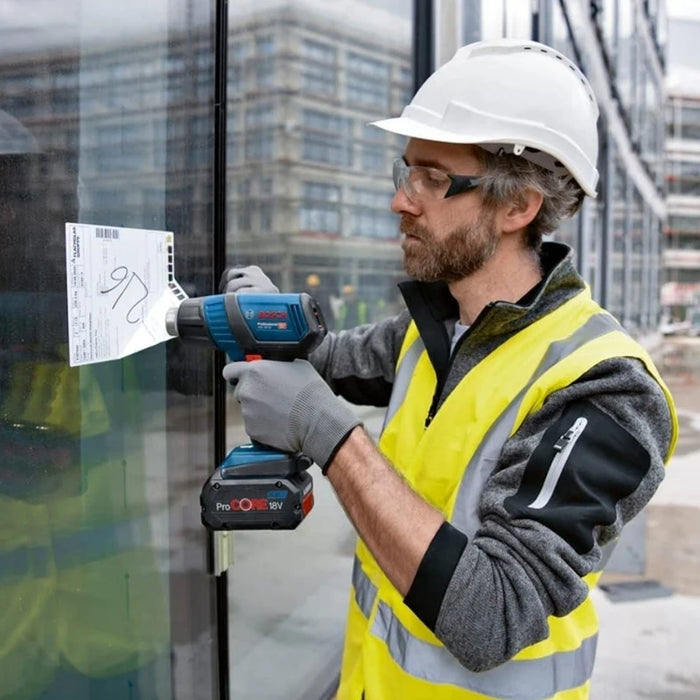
[403,521,468,631]
[320,423,361,475]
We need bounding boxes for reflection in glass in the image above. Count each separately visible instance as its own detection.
[0,1,217,698]
[225,1,411,697]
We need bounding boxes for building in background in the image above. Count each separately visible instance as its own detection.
[663,4,700,331]
[226,1,412,316]
[224,0,670,338]
[0,1,670,336]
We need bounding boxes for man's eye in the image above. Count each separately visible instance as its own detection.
[423,174,446,189]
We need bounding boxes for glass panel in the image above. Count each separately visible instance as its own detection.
[668,159,700,196]
[225,2,411,697]
[0,2,218,699]
[547,1,578,61]
[617,1,635,126]
[593,0,618,73]
[477,0,532,41]
[679,104,700,141]
[639,57,664,187]
[609,156,627,320]
[629,188,645,331]
[586,198,604,299]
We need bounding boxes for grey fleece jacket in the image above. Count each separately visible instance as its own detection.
[310,242,674,673]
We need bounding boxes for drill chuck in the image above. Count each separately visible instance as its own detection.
[165,307,180,337]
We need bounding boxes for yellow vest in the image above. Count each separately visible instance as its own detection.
[0,355,169,693]
[338,287,678,700]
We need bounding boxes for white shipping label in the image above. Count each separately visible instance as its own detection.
[65,223,188,366]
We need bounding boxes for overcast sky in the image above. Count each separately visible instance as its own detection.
[667,0,700,21]
[0,0,697,71]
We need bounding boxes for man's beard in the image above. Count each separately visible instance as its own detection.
[400,211,498,283]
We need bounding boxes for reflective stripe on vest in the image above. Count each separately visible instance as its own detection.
[52,517,152,569]
[351,556,597,699]
[0,545,51,579]
[381,336,424,433]
[371,596,596,699]
[0,517,152,577]
[452,312,619,537]
[352,555,377,619]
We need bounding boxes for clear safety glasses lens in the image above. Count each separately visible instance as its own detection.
[392,158,482,202]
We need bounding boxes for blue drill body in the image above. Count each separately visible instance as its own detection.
[167,292,327,530]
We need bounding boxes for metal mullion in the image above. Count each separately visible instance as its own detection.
[212,1,230,698]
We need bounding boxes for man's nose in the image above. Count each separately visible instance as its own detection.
[391,187,421,216]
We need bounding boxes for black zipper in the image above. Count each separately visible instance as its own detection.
[424,302,496,428]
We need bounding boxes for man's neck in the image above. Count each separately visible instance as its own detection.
[448,242,543,325]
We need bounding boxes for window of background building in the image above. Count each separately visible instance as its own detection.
[349,188,396,238]
[668,160,700,196]
[667,214,700,244]
[617,0,636,131]
[302,38,338,96]
[629,187,645,329]
[300,181,342,234]
[346,51,390,109]
[639,57,664,187]
[680,103,700,140]
[301,108,354,166]
[647,208,663,326]
[609,156,628,320]
[253,35,275,88]
[360,122,387,173]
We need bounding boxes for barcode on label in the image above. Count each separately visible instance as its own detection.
[95,227,120,239]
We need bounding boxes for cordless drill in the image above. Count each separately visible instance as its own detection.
[165,292,327,531]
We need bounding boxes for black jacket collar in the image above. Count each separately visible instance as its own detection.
[398,242,585,378]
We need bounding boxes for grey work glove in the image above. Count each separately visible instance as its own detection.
[223,359,361,471]
[219,265,279,294]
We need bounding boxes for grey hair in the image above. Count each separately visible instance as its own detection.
[475,147,585,250]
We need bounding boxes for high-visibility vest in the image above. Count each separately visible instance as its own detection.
[338,287,678,700]
[0,493,57,698]
[337,300,368,330]
[51,358,169,678]
[0,355,169,693]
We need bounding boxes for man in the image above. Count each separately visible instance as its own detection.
[305,272,336,331]
[337,284,367,329]
[221,39,678,699]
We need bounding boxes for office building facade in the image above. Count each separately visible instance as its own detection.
[664,92,700,325]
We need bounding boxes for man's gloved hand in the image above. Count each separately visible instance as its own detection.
[223,359,361,470]
[219,265,279,294]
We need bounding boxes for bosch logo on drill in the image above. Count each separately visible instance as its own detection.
[258,310,287,319]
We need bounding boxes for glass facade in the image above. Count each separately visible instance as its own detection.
[224,3,411,697]
[0,1,676,698]
[664,91,700,314]
[561,0,666,333]
[0,2,220,699]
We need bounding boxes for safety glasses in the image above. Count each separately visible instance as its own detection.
[392,158,483,202]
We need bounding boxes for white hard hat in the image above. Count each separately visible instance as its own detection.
[372,39,600,197]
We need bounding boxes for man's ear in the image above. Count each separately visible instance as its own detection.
[497,189,544,234]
